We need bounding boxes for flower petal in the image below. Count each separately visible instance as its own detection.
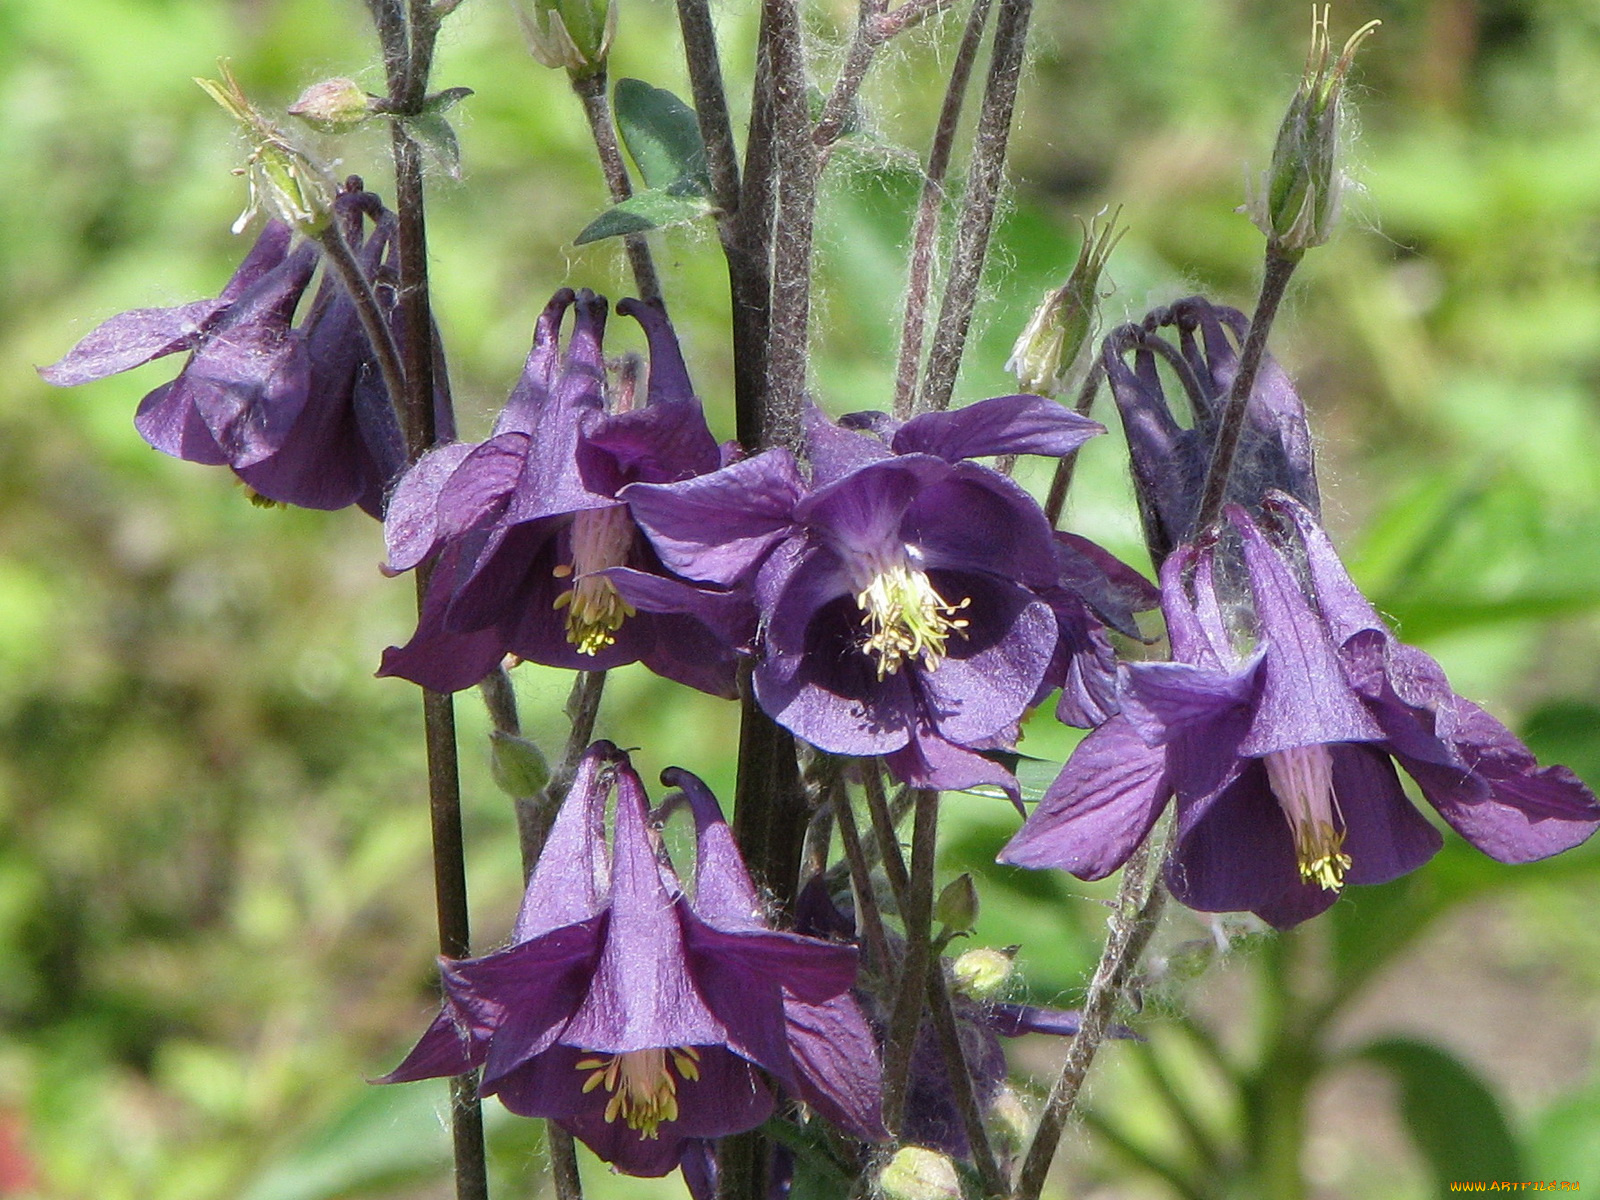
[890,393,1103,462]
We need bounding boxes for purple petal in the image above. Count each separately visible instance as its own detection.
[999,715,1170,880]
[384,442,476,572]
[435,434,530,537]
[41,298,229,386]
[903,462,1061,588]
[625,449,806,585]
[663,766,764,930]
[884,725,1022,803]
[512,744,613,939]
[805,404,893,486]
[618,296,697,407]
[1121,653,1263,744]
[377,538,513,693]
[133,382,228,465]
[890,393,1103,462]
[1165,765,1307,919]
[782,992,888,1141]
[1232,507,1385,754]
[1334,744,1443,887]
[378,1009,488,1083]
[580,400,720,494]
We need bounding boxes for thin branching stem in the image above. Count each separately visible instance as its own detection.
[830,779,894,978]
[860,766,912,901]
[880,787,939,1133]
[1014,828,1169,1200]
[1192,247,1300,533]
[925,966,1008,1196]
[892,0,995,418]
[1044,360,1103,527]
[918,0,1036,413]
[571,71,661,300]
[816,0,956,149]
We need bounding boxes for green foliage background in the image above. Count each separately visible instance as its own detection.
[3,0,1599,1196]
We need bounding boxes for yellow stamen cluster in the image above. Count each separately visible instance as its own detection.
[1263,744,1350,892]
[576,1046,702,1138]
[854,563,970,679]
[553,566,637,655]
[553,505,638,655]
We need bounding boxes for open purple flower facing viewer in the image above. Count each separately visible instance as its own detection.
[380,288,748,696]
[381,741,882,1178]
[1001,491,1600,928]
[624,395,1152,795]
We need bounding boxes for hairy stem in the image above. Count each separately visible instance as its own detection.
[571,71,661,301]
[830,779,894,978]
[918,0,1036,413]
[1014,831,1168,1200]
[1192,247,1300,534]
[892,0,995,418]
[925,966,1008,1197]
[1043,360,1103,527]
[880,787,939,1133]
[816,0,956,149]
[764,0,817,453]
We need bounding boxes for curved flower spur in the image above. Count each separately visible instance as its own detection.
[380,288,749,696]
[380,741,879,1177]
[624,394,1153,795]
[1002,492,1600,928]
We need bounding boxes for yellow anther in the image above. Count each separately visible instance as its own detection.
[574,1046,697,1138]
[854,563,970,679]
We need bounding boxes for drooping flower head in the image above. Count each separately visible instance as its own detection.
[1102,295,1319,566]
[379,289,748,696]
[624,394,1143,794]
[382,741,879,1176]
[1001,491,1600,927]
[40,178,437,517]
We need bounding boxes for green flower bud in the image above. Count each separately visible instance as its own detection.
[512,0,618,78]
[287,77,375,135]
[490,730,551,799]
[197,62,334,235]
[1007,208,1124,397]
[878,1147,961,1200]
[950,944,1016,1000]
[934,872,979,937]
[986,1085,1031,1159]
[1249,8,1379,256]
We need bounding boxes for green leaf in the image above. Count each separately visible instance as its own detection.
[1355,1037,1524,1190]
[422,85,474,114]
[574,186,714,244]
[399,111,462,180]
[613,77,708,191]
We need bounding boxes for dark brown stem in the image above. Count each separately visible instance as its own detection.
[731,678,806,915]
[764,0,817,454]
[814,0,956,149]
[925,967,1008,1196]
[860,766,911,902]
[892,0,995,419]
[1192,247,1300,534]
[1014,834,1168,1200]
[571,70,661,301]
[880,787,939,1133]
[918,0,1036,413]
[1043,360,1103,527]
[830,779,893,977]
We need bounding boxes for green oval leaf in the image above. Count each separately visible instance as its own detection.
[1356,1037,1524,1189]
[574,186,714,245]
[613,77,708,192]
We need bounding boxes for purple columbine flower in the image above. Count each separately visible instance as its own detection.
[381,741,879,1177]
[624,395,1127,794]
[1001,491,1600,928]
[379,288,747,696]
[1102,295,1319,563]
[40,178,434,517]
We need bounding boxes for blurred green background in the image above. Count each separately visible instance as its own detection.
[3,0,1599,1195]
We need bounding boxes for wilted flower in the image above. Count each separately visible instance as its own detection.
[41,180,422,517]
[513,0,618,76]
[382,742,878,1176]
[1102,295,1319,566]
[625,394,1117,794]
[287,77,374,135]
[1001,492,1600,928]
[380,288,747,695]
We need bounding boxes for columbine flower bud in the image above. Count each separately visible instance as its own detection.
[878,1147,961,1200]
[933,873,979,937]
[950,945,1016,1000]
[1007,208,1124,397]
[490,730,552,798]
[287,78,374,135]
[512,0,618,78]
[1249,8,1379,256]
[197,62,334,234]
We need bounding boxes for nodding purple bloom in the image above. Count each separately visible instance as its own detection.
[382,742,878,1177]
[379,288,746,696]
[40,179,432,517]
[625,395,1129,793]
[1103,296,1319,564]
[1002,491,1600,928]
